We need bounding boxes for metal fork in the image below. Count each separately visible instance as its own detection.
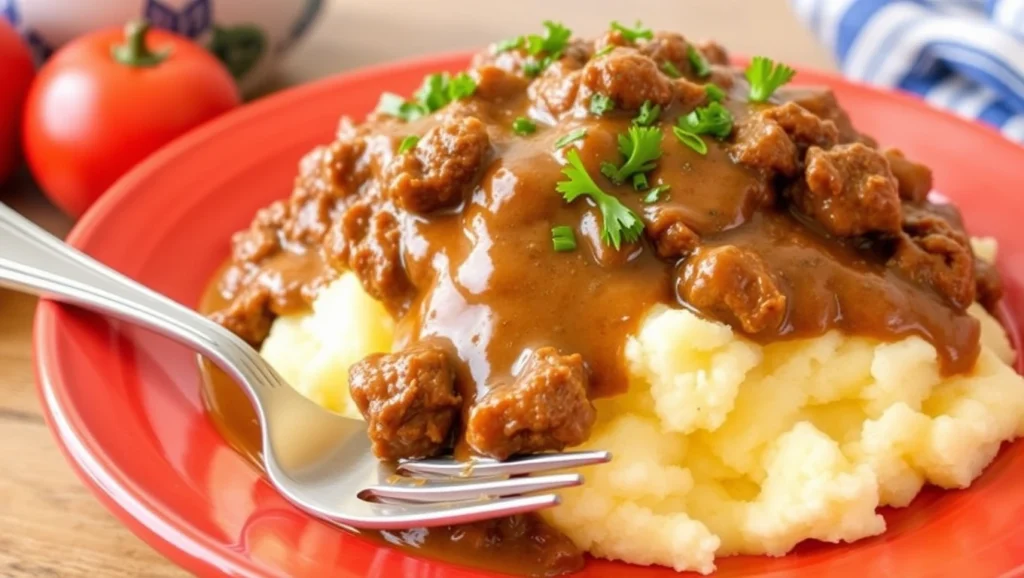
[0,202,610,529]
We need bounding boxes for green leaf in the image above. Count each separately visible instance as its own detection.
[603,126,663,184]
[634,100,662,127]
[610,20,653,43]
[556,149,644,249]
[447,72,477,100]
[661,61,682,79]
[672,126,708,155]
[554,128,587,149]
[594,44,615,58]
[397,135,420,154]
[551,225,577,252]
[495,36,524,53]
[632,173,649,191]
[746,56,797,102]
[644,184,670,203]
[687,44,711,78]
[705,83,726,102]
[590,93,615,116]
[512,117,537,135]
[678,102,734,139]
[375,93,427,122]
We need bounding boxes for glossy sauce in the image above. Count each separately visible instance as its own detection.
[198,282,584,577]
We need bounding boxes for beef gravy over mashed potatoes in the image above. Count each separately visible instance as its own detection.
[201,20,1024,576]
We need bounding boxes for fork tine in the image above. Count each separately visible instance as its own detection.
[365,473,582,503]
[352,494,561,529]
[398,450,612,479]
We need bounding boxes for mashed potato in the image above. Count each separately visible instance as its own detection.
[260,240,1024,575]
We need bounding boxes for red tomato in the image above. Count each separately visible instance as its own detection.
[0,20,34,185]
[23,21,240,217]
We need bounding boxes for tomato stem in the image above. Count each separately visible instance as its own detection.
[111,20,171,67]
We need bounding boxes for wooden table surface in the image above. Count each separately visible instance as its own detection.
[0,1,831,576]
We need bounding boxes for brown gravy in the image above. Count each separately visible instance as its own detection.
[198,281,584,576]
[197,25,1000,576]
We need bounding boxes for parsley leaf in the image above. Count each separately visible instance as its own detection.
[526,21,572,56]
[610,20,653,42]
[687,45,711,78]
[523,59,544,77]
[397,135,420,154]
[705,83,726,102]
[632,173,648,191]
[600,125,663,185]
[746,56,796,102]
[551,225,577,252]
[513,117,537,135]
[644,184,670,203]
[376,93,428,122]
[495,36,524,53]
[594,44,615,58]
[378,71,477,121]
[661,60,682,79]
[590,93,615,116]
[554,128,587,149]
[557,149,644,250]
[678,102,733,139]
[634,100,662,127]
[672,126,708,155]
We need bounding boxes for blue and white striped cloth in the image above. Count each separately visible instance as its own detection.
[791,0,1024,143]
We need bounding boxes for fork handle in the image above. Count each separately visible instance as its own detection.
[0,202,266,396]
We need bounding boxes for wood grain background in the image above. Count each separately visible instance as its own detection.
[0,1,831,575]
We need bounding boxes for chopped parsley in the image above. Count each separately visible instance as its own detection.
[705,83,727,102]
[590,93,615,116]
[678,102,734,139]
[397,135,420,154]
[610,21,653,42]
[644,184,670,203]
[632,173,648,191]
[661,60,682,79]
[672,126,708,155]
[376,71,478,121]
[554,127,587,149]
[557,149,644,250]
[687,45,711,78]
[634,100,662,127]
[512,117,537,135]
[594,44,615,58]
[746,56,796,102]
[495,36,524,53]
[551,225,577,252]
[600,125,663,185]
[375,93,427,122]
[518,21,573,77]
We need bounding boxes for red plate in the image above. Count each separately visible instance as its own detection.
[33,53,1024,577]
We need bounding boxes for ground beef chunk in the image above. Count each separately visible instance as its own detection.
[349,345,462,461]
[975,258,1004,311]
[326,200,411,311]
[638,32,690,75]
[528,61,583,118]
[798,143,902,237]
[578,51,674,110]
[473,65,530,101]
[644,206,701,259]
[678,246,786,334]
[891,205,976,308]
[696,39,729,65]
[731,114,800,176]
[384,116,491,213]
[208,286,274,346]
[466,348,595,460]
[762,102,839,151]
[777,87,874,145]
[884,148,932,202]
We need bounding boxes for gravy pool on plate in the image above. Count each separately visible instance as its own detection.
[200,20,1024,576]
